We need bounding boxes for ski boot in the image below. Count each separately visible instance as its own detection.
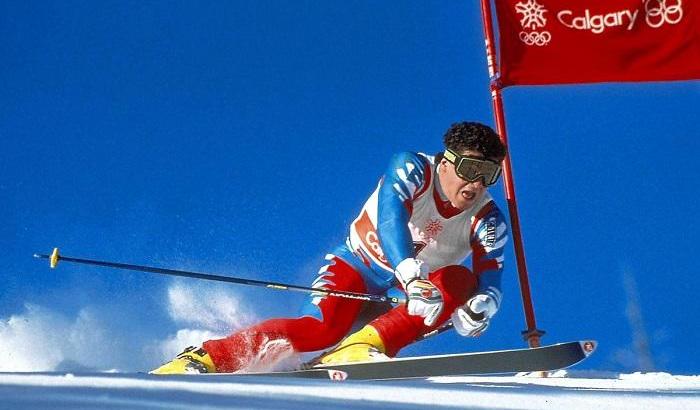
[150,346,217,374]
[317,325,390,365]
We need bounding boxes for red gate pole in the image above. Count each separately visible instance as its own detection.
[478,0,545,348]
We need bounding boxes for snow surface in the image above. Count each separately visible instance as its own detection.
[0,371,697,409]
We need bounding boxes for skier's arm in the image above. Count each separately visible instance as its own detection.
[452,204,508,337]
[376,152,431,270]
[471,203,508,303]
[374,152,445,326]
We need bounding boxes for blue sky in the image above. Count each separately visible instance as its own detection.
[2,2,698,374]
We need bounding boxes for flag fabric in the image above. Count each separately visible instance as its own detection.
[494,0,700,86]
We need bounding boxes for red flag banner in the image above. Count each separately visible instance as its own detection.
[494,0,700,86]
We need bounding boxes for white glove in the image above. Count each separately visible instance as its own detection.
[406,279,444,327]
[452,293,499,337]
[394,257,430,287]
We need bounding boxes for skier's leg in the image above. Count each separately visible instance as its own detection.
[320,265,477,363]
[371,265,478,356]
[202,256,367,372]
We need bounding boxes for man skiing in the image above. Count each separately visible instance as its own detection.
[152,121,508,374]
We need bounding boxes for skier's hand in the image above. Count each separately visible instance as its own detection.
[394,257,430,287]
[452,293,499,337]
[406,279,443,327]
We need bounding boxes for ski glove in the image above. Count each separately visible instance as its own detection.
[452,293,499,337]
[394,257,430,287]
[406,279,444,327]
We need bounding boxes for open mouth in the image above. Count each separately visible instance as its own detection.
[461,190,476,201]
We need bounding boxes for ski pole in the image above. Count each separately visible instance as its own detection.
[416,321,453,341]
[34,248,401,304]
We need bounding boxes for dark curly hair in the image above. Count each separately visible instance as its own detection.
[443,122,506,160]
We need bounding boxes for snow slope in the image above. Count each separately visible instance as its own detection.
[0,371,697,409]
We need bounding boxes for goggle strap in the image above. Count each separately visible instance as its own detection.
[443,149,458,164]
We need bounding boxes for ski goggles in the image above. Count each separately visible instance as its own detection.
[443,149,502,186]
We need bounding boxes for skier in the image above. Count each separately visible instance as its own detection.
[152,121,508,374]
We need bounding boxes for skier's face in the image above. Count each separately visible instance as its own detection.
[439,150,493,211]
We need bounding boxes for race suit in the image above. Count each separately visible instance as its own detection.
[203,152,508,372]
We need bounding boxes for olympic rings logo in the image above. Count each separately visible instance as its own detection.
[645,0,683,28]
[519,31,551,46]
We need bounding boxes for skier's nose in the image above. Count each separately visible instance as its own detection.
[467,178,485,189]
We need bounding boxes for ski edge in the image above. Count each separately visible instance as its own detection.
[207,339,597,381]
[312,339,597,369]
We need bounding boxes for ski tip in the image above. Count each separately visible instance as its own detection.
[579,340,597,356]
[49,247,60,268]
